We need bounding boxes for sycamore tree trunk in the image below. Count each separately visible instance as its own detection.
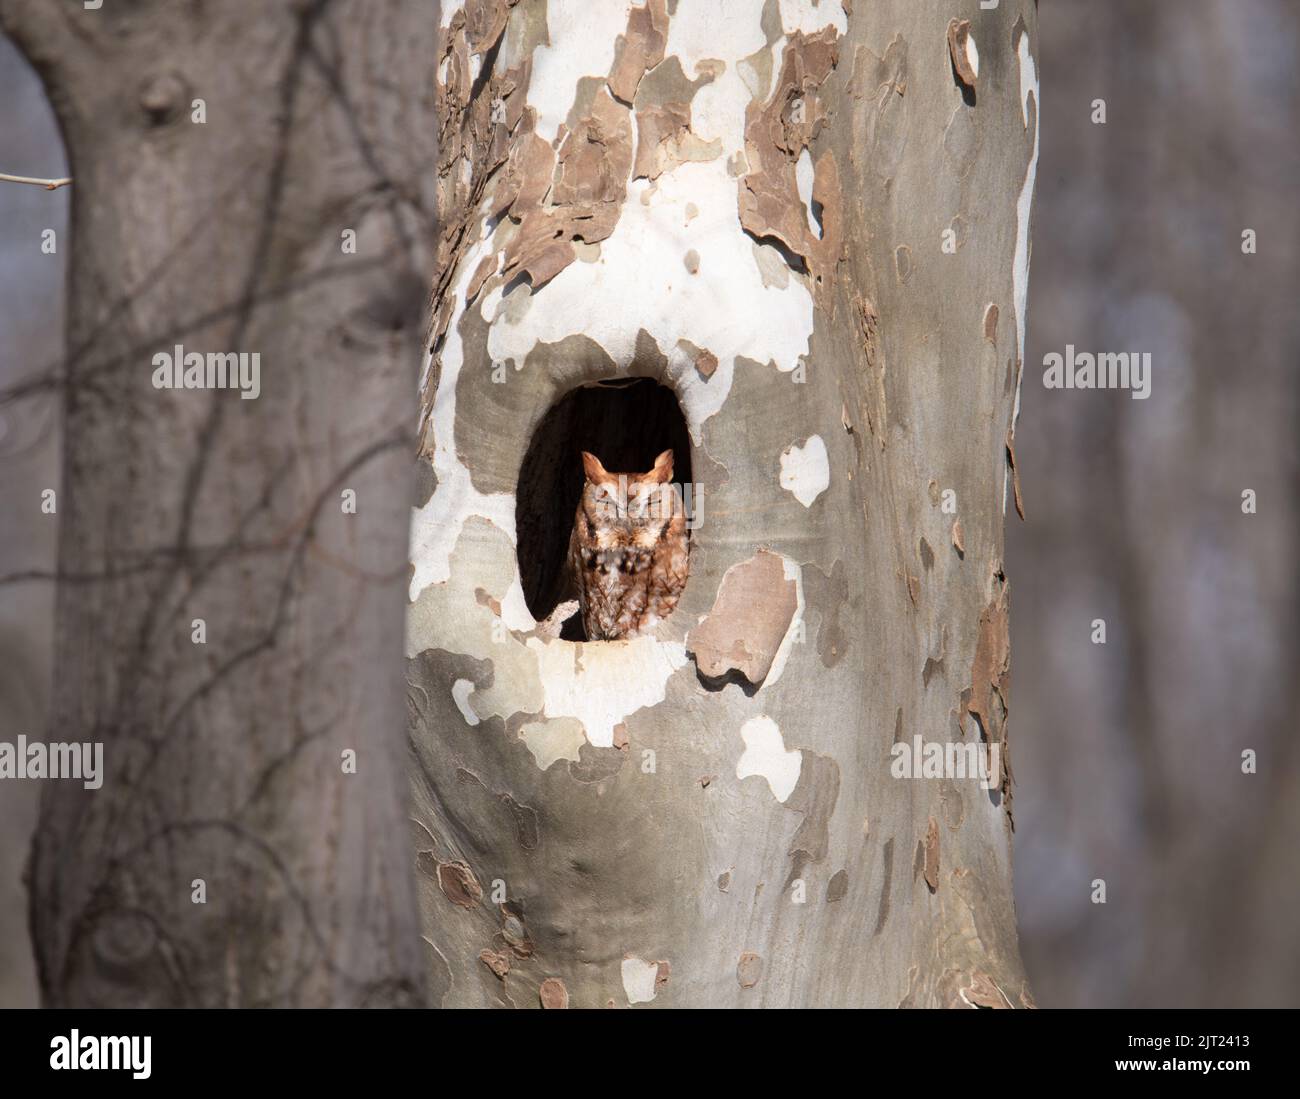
[1,0,432,1006]
[411,0,1038,1007]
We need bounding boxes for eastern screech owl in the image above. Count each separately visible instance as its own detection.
[569,448,689,641]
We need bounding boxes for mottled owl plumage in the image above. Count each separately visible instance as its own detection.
[569,448,689,641]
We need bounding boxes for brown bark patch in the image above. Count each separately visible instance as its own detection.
[959,972,1010,1009]
[608,0,668,104]
[968,588,1010,741]
[495,131,556,217]
[426,0,528,366]
[677,338,718,379]
[923,817,940,893]
[967,579,1014,814]
[474,588,504,615]
[983,303,999,344]
[957,686,974,735]
[634,100,723,180]
[539,976,570,1009]
[687,549,797,688]
[854,295,886,447]
[498,86,635,294]
[552,87,633,210]
[466,254,498,304]
[501,904,535,957]
[437,860,483,908]
[947,19,977,90]
[479,949,511,979]
[737,28,842,303]
[737,952,763,989]
[1005,430,1025,520]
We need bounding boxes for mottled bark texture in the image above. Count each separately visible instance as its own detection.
[1,0,432,1005]
[411,0,1038,1007]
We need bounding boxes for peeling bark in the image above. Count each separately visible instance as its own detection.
[413,0,1038,1008]
[687,550,798,687]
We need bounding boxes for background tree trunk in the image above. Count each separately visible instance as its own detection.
[1,0,433,1006]
[411,0,1038,1007]
[1009,0,1300,1009]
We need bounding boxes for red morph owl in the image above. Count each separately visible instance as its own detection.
[568,449,690,640]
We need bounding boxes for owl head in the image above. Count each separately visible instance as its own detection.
[578,449,678,551]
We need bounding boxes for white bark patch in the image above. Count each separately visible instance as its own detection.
[451,678,480,727]
[664,5,766,158]
[411,229,529,615]
[406,520,547,721]
[621,956,661,1004]
[665,0,850,106]
[519,717,588,770]
[528,2,633,144]
[1012,30,1039,377]
[735,715,802,803]
[1007,27,1040,512]
[484,162,814,446]
[527,636,688,748]
[407,523,685,768]
[440,1,463,29]
[779,0,848,37]
[778,433,829,507]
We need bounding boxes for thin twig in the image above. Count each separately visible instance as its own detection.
[0,171,72,190]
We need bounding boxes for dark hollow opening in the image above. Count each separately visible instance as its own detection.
[516,378,693,642]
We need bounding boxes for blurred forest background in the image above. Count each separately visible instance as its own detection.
[1,1,1297,1007]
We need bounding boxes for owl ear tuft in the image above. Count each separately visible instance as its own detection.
[581,451,613,484]
[647,448,674,484]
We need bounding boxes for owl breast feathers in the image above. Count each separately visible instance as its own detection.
[569,448,690,641]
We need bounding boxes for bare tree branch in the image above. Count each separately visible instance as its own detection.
[0,171,71,189]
